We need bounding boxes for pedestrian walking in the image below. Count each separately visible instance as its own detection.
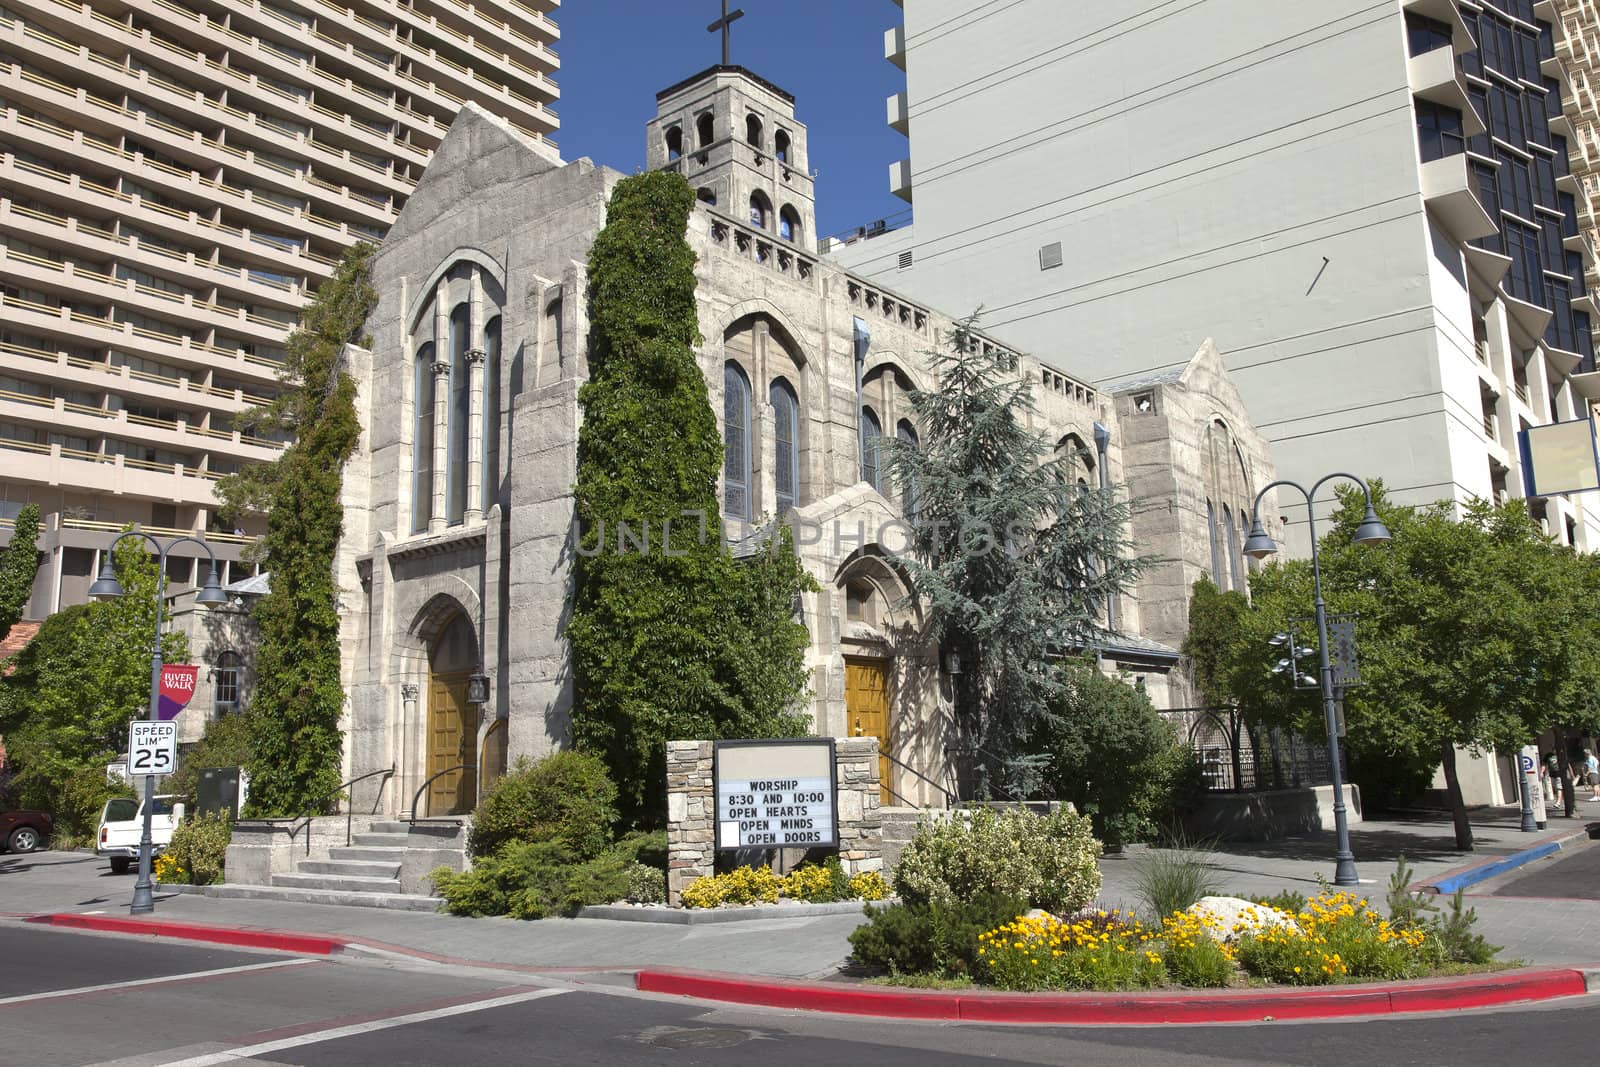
[1585,749,1600,801]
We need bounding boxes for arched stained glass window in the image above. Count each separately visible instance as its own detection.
[447,303,470,525]
[861,407,882,491]
[896,420,918,516]
[412,341,434,533]
[483,316,501,513]
[1207,499,1222,583]
[771,378,798,514]
[724,363,752,521]
[1222,505,1237,592]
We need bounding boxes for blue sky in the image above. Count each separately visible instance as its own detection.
[556,0,909,240]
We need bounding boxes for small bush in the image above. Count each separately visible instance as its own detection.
[781,858,850,903]
[848,869,891,901]
[1430,889,1498,964]
[432,839,637,919]
[467,752,617,860]
[1158,911,1235,988]
[1130,842,1223,920]
[893,806,1101,913]
[1235,890,1430,984]
[849,892,1027,977]
[623,861,667,904]
[681,864,782,908]
[162,811,231,886]
[1250,890,1308,916]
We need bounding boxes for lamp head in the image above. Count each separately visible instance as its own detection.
[88,559,124,600]
[1242,517,1278,560]
[1353,503,1392,546]
[195,566,227,608]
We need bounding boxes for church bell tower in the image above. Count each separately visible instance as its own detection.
[645,51,818,253]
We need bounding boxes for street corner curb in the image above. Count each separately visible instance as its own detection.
[25,913,348,956]
[632,967,1589,1024]
[1417,826,1591,895]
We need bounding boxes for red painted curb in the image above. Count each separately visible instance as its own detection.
[26,913,347,956]
[633,966,1589,1024]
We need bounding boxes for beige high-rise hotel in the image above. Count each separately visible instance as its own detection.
[0,0,559,614]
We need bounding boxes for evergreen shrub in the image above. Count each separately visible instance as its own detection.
[467,752,618,860]
[892,806,1101,913]
[162,811,232,886]
[848,892,1028,977]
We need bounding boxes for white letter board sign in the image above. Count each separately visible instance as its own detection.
[714,739,837,850]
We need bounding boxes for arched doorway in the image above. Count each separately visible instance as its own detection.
[426,614,478,815]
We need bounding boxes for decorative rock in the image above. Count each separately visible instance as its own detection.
[1187,896,1297,941]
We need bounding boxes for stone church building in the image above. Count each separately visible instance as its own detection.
[333,65,1276,817]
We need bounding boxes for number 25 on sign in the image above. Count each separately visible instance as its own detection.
[128,721,177,776]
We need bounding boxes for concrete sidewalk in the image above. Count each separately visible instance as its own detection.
[3,806,1596,975]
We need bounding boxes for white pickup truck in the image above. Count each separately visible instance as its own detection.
[96,795,185,874]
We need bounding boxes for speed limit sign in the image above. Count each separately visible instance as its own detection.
[128,721,177,776]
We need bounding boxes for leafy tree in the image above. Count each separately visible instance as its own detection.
[0,537,184,833]
[1188,485,1600,849]
[882,316,1145,799]
[218,244,376,816]
[0,503,41,643]
[1042,665,1201,846]
[568,172,811,822]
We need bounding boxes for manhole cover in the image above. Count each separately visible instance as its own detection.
[637,1026,758,1050]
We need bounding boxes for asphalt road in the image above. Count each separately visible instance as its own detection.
[1494,841,1600,900]
[2,923,1598,1067]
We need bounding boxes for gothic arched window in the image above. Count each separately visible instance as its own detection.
[896,419,919,516]
[774,129,791,163]
[696,186,717,206]
[483,316,501,513]
[746,113,763,147]
[665,125,682,161]
[771,378,798,514]
[861,407,883,491]
[779,205,801,243]
[447,303,470,524]
[749,191,772,231]
[724,362,752,521]
[1207,498,1222,583]
[412,341,434,533]
[696,112,714,148]
[1222,504,1237,591]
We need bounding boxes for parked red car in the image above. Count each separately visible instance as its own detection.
[1,810,52,853]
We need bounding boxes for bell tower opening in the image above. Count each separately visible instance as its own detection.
[645,62,818,253]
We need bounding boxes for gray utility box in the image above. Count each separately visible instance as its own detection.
[197,767,242,819]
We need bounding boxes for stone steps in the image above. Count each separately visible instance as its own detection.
[189,882,444,912]
[370,821,411,835]
[298,859,403,879]
[330,846,406,864]
[350,832,410,848]
[272,872,405,894]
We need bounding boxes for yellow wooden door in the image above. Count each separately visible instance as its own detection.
[845,658,892,805]
[427,673,477,815]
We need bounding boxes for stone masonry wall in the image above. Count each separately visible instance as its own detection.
[665,737,882,906]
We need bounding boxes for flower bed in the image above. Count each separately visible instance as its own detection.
[681,860,890,908]
[967,890,1488,992]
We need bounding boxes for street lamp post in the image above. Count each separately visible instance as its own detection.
[90,532,228,915]
[1242,473,1391,887]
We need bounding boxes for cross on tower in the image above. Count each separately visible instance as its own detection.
[707,0,745,66]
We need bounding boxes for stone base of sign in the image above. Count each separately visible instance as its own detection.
[665,737,883,907]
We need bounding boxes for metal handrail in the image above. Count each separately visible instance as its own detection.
[288,766,395,856]
[878,746,954,809]
[410,764,466,822]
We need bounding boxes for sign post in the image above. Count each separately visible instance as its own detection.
[714,739,838,851]
[1520,745,1547,830]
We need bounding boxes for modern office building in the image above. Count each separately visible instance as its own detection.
[830,0,1600,555]
[1557,0,1600,314]
[0,0,560,615]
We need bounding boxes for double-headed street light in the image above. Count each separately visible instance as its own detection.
[1243,473,1391,887]
[91,532,228,915]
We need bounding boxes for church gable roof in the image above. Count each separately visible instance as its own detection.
[384,102,565,248]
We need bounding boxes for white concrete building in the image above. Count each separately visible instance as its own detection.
[831,0,1600,553]
[0,0,560,616]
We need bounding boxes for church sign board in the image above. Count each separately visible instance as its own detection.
[714,739,837,850]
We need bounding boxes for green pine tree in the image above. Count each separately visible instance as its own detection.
[0,503,41,644]
[883,316,1146,799]
[218,244,377,816]
[568,172,812,822]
